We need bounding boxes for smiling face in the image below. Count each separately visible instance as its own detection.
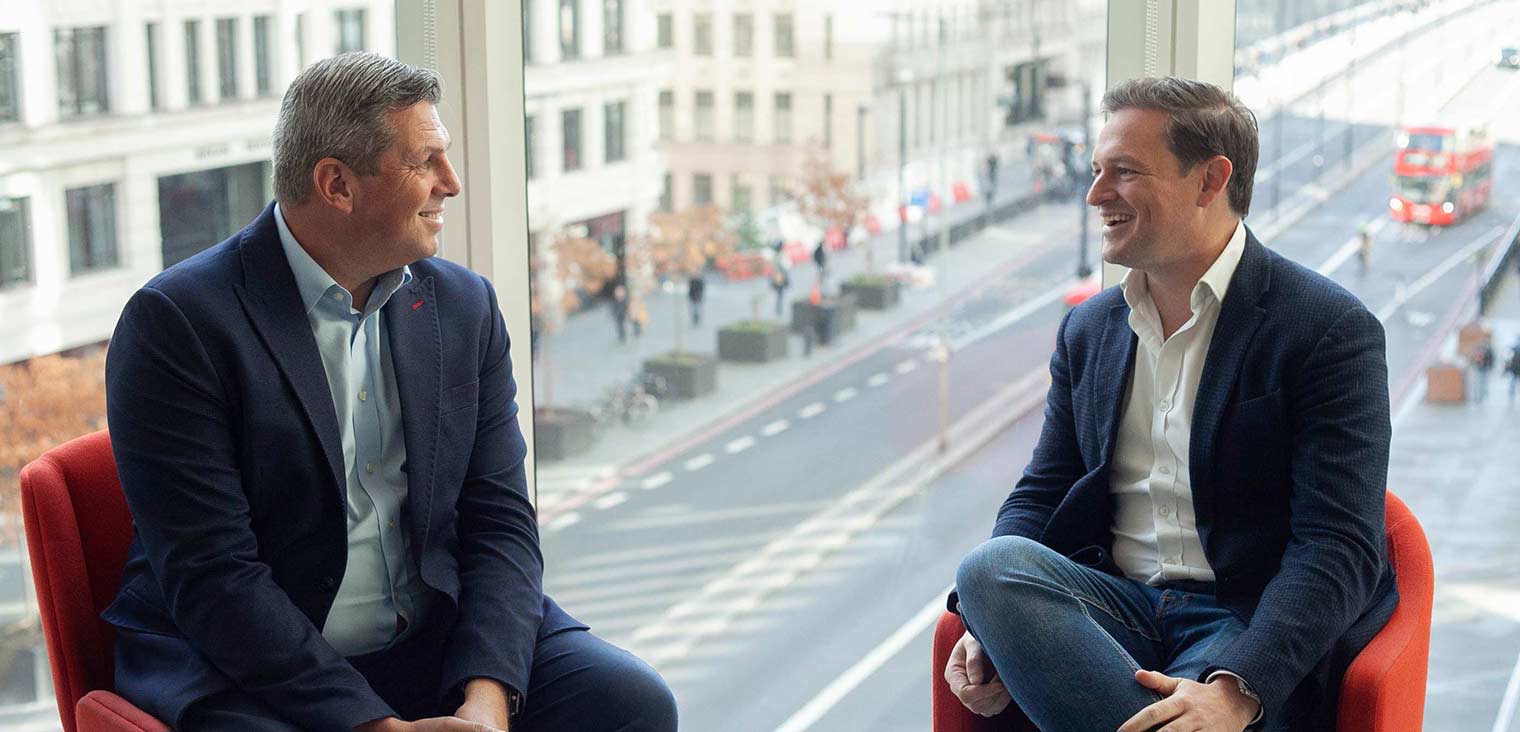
[1086,108,1213,275]
[347,102,461,273]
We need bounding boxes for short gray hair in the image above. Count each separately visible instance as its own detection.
[1101,76,1259,217]
[272,52,442,204]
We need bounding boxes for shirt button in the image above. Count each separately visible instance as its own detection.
[359,389,368,402]
[388,520,396,529]
[1159,400,1171,411]
[331,292,342,301]
[365,462,375,474]
[1159,505,1171,517]
[1159,466,1172,475]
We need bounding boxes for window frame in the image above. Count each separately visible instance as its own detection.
[0,196,31,290]
[0,33,21,123]
[64,183,119,276]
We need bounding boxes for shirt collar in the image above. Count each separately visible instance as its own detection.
[1119,218,1247,314]
[273,203,412,316]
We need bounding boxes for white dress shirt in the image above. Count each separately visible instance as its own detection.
[1110,220,1247,587]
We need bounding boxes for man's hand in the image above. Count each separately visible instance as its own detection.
[1117,670,1259,732]
[454,678,511,731]
[943,631,1013,717]
[354,717,505,732]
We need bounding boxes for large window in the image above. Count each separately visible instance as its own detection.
[692,172,712,205]
[733,14,753,58]
[657,13,673,50]
[694,90,714,141]
[184,20,203,105]
[157,162,269,268]
[658,89,673,140]
[773,91,791,142]
[734,91,753,142]
[336,9,367,54]
[693,13,713,57]
[216,18,239,101]
[604,100,625,163]
[65,183,118,275]
[773,13,794,58]
[561,107,581,171]
[144,23,161,111]
[55,26,109,118]
[602,0,623,55]
[558,0,579,60]
[0,197,30,288]
[0,34,19,122]
[253,16,273,96]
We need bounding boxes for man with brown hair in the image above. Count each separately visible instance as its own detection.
[945,77,1396,732]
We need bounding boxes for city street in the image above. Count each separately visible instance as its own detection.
[535,3,1520,731]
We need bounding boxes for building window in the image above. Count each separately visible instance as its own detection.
[658,89,674,141]
[216,18,239,101]
[734,91,754,143]
[657,13,673,49]
[694,90,714,142]
[253,16,273,96]
[0,197,30,289]
[144,24,160,111]
[562,108,582,171]
[769,174,789,205]
[184,20,202,105]
[774,14,794,58]
[522,0,534,63]
[604,100,626,163]
[603,0,623,55]
[774,92,792,143]
[734,14,753,58]
[336,9,367,53]
[824,93,833,149]
[525,115,536,179]
[295,13,306,69]
[731,175,751,212]
[55,26,110,118]
[659,173,672,212]
[825,14,833,60]
[1,33,22,122]
[157,162,269,268]
[558,0,579,60]
[692,173,713,206]
[66,183,118,275]
[693,14,712,56]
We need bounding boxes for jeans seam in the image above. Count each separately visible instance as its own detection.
[1007,575,1162,643]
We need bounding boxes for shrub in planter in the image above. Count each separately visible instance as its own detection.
[840,274,902,310]
[643,351,719,399]
[717,320,789,363]
[790,294,857,346]
[533,407,596,460]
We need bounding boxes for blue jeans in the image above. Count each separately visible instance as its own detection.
[956,536,1299,732]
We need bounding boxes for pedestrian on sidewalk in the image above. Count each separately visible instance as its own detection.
[611,284,630,343]
[1506,340,1520,405]
[770,265,790,318]
[631,294,648,338]
[812,238,830,293]
[1356,224,1373,274]
[1472,338,1494,402]
[688,273,706,327]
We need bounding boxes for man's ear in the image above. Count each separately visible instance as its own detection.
[1196,155,1233,209]
[311,157,356,215]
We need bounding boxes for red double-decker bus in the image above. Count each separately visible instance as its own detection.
[1389,123,1494,225]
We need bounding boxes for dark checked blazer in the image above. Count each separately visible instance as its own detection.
[987,228,1398,731]
[103,202,581,730]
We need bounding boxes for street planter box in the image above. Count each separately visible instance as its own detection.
[790,294,857,346]
[534,407,596,460]
[840,276,902,310]
[717,321,789,363]
[644,352,718,400]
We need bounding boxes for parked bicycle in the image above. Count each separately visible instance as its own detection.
[589,372,666,431]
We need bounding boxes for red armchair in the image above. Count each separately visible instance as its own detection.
[931,491,1433,732]
[20,430,169,732]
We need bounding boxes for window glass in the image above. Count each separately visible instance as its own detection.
[562,107,582,171]
[0,197,30,288]
[184,20,202,105]
[55,26,110,118]
[216,18,239,100]
[774,13,794,57]
[254,16,273,96]
[734,91,753,143]
[693,13,712,57]
[604,100,626,163]
[558,0,579,60]
[66,183,118,275]
[0,33,21,122]
[603,0,623,55]
[734,14,753,58]
[145,24,160,111]
[336,8,367,54]
[657,13,673,50]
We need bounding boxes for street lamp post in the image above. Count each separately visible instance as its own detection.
[898,84,909,264]
[1077,79,1093,279]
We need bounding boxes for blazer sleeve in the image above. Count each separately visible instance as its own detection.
[1205,306,1392,723]
[439,277,545,700]
[106,287,394,731]
[992,307,1088,539]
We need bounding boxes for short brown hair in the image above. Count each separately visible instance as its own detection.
[1101,77,1259,217]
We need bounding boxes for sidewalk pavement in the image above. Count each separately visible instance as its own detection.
[1393,270,1520,731]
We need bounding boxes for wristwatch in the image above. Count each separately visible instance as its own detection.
[506,687,523,719]
[1230,676,1263,726]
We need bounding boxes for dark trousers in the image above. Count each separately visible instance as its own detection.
[179,627,676,732]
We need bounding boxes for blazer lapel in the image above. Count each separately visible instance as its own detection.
[233,204,346,504]
[384,274,440,549]
[1095,303,1138,467]
[1190,231,1271,538]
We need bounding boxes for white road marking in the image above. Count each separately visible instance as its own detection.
[684,453,715,471]
[833,387,858,403]
[593,492,628,510]
[1490,624,1520,732]
[1374,225,1506,323]
[545,512,581,531]
[726,436,757,454]
[1315,217,1388,276]
[799,402,826,419]
[761,419,790,437]
[867,373,890,387]
[641,471,674,490]
[948,279,1073,351]
[894,359,918,374]
[771,587,953,732]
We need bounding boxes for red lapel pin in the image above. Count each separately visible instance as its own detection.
[412,299,424,311]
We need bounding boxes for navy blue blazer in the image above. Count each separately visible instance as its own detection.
[103,203,581,730]
[987,229,1397,730]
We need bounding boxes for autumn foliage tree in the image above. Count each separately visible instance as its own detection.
[795,147,872,268]
[0,349,108,539]
[531,227,619,408]
[640,204,736,353]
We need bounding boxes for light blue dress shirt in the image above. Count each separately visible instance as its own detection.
[274,204,433,657]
